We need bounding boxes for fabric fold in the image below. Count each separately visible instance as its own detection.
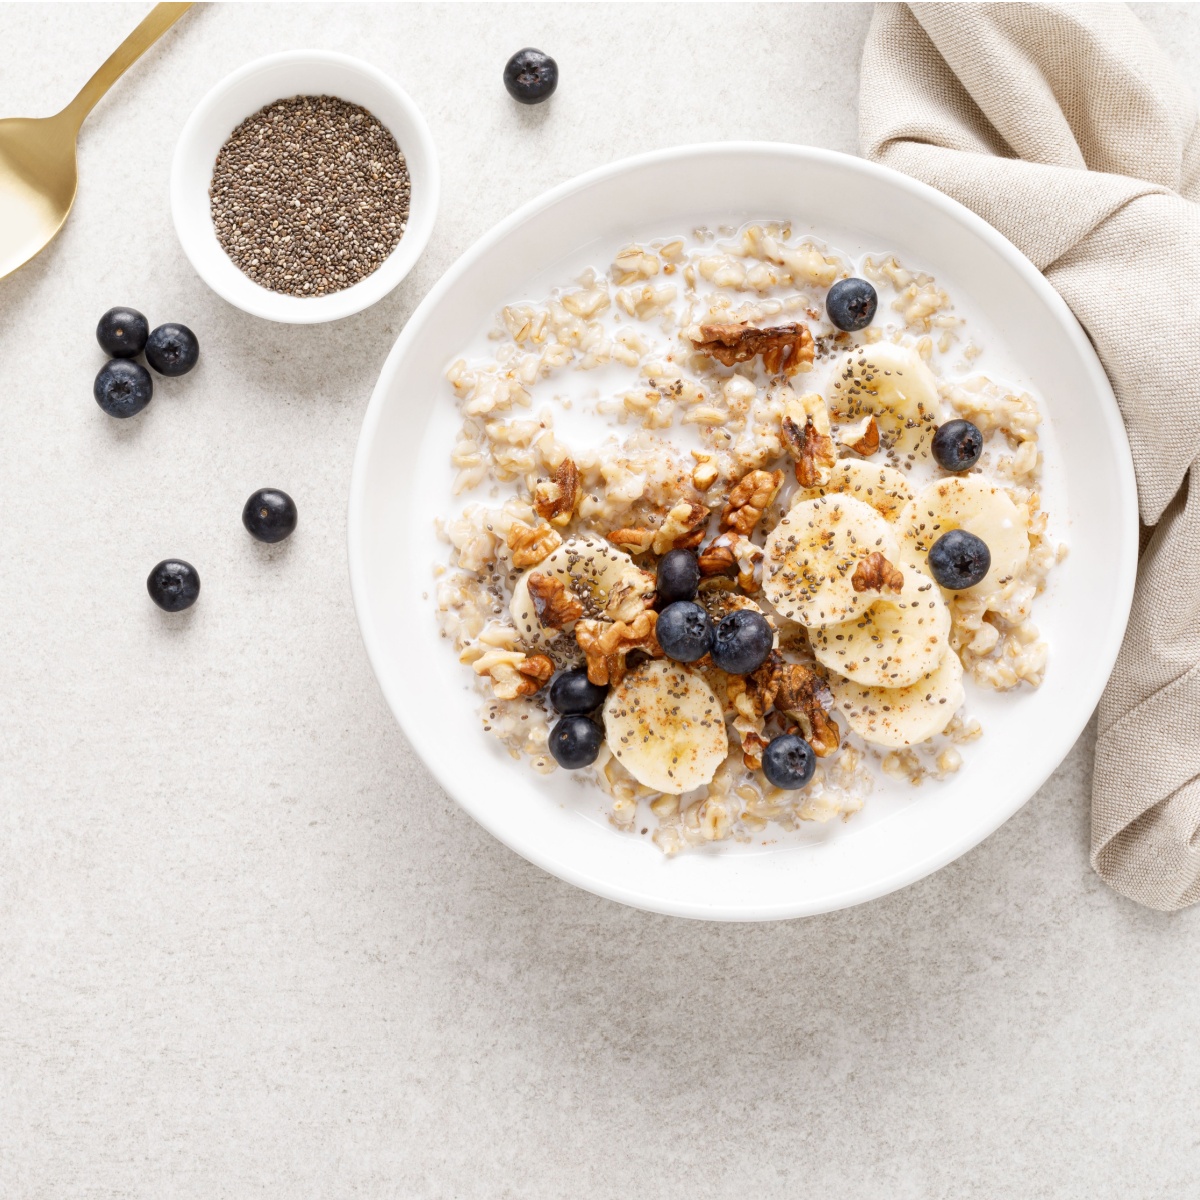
[860,2,1200,910]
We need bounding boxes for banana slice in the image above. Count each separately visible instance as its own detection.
[828,342,940,456]
[795,458,914,522]
[603,660,729,794]
[830,650,964,748]
[899,477,1029,596]
[810,565,951,687]
[762,494,900,628]
[510,536,641,645]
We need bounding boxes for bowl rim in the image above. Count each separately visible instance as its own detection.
[347,140,1138,921]
[169,49,439,325]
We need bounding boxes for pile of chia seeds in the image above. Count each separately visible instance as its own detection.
[209,94,411,297]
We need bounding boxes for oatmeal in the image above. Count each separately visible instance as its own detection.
[432,223,1061,853]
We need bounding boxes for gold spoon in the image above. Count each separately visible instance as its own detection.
[0,2,193,281]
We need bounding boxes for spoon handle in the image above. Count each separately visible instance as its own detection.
[60,2,193,131]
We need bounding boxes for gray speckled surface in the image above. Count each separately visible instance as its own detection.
[1,4,1196,1196]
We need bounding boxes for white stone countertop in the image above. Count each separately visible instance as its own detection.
[2,4,1197,1196]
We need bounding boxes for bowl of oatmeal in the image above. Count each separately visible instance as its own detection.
[348,143,1137,920]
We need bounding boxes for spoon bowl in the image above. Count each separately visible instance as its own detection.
[0,115,78,278]
[0,4,191,283]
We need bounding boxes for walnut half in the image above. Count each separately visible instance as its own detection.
[721,469,783,537]
[774,663,841,757]
[690,322,815,376]
[506,520,562,568]
[652,500,710,554]
[574,610,662,686]
[851,551,904,594]
[533,458,580,527]
[781,391,836,488]
[527,572,584,629]
[727,653,841,759]
[472,649,554,700]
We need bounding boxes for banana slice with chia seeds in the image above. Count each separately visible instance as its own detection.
[828,342,940,457]
[830,649,964,748]
[762,494,900,628]
[794,458,914,522]
[603,659,729,794]
[899,476,1029,597]
[510,536,647,645]
[810,565,951,687]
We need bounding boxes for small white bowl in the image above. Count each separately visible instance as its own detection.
[170,51,438,324]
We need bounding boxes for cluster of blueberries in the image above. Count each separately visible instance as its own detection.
[93,306,200,418]
[546,548,819,792]
[91,306,298,613]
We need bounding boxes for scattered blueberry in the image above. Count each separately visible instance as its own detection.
[93,358,153,418]
[549,667,607,715]
[96,306,149,358]
[927,528,991,590]
[656,601,714,663]
[242,488,298,544]
[825,277,878,332]
[147,559,201,612]
[656,548,700,606]
[710,609,773,675]
[932,419,983,472]
[549,714,603,769]
[504,48,558,104]
[145,322,200,377]
[761,734,816,790]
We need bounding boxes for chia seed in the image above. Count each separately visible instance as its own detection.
[209,94,411,297]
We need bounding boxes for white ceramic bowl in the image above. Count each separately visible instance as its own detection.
[170,51,438,323]
[348,143,1137,921]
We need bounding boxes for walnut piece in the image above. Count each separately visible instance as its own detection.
[506,520,563,568]
[607,527,656,554]
[574,610,662,686]
[741,730,769,771]
[698,538,737,577]
[721,469,784,536]
[472,649,555,699]
[839,414,881,457]
[773,662,841,758]
[652,500,710,554]
[515,654,555,696]
[533,458,580,527]
[604,564,656,622]
[690,322,815,376]
[726,654,841,759]
[850,551,904,594]
[781,390,836,487]
[692,455,719,491]
[527,572,585,629]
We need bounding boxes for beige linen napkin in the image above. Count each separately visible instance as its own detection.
[860,2,1200,910]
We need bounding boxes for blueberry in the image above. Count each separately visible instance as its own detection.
[927,528,991,590]
[931,419,983,472]
[826,277,878,332]
[549,714,603,769]
[145,322,200,376]
[656,548,700,605]
[242,488,298,544]
[710,609,773,675]
[147,559,200,612]
[96,306,148,358]
[549,667,607,715]
[656,601,714,663]
[504,48,558,104]
[761,734,816,790]
[93,358,153,418]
